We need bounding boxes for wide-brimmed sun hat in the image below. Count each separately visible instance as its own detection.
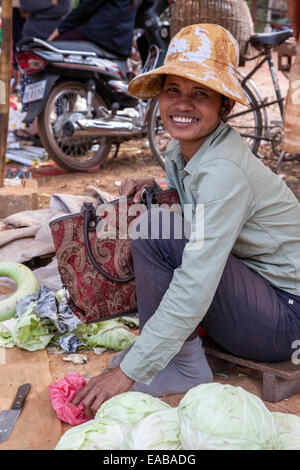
[128,23,248,106]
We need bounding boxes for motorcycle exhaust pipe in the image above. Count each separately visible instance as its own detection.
[63,118,142,138]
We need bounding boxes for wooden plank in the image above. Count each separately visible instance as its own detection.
[203,337,300,402]
[0,0,13,188]
[203,337,300,380]
[263,372,300,403]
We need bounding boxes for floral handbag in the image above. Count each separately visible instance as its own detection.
[49,188,180,323]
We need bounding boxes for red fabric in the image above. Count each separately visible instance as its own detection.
[197,325,207,337]
[48,371,90,426]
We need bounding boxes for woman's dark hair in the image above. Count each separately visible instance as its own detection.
[219,95,234,121]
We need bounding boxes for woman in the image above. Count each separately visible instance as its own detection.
[72,24,300,419]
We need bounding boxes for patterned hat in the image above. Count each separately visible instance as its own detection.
[128,23,248,105]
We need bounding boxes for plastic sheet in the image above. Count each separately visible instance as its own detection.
[16,286,81,335]
[48,371,89,426]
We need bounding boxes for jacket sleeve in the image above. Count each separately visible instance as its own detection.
[120,160,255,384]
[20,0,54,12]
[58,0,104,33]
[137,0,156,12]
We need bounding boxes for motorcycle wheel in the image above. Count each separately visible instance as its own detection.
[147,97,171,170]
[38,80,112,171]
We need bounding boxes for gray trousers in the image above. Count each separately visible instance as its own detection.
[130,208,300,362]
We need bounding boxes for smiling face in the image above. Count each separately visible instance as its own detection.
[158,74,223,161]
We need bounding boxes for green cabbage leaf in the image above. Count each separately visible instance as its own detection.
[56,391,171,450]
[55,419,125,450]
[11,301,55,351]
[178,383,280,450]
[123,408,182,450]
[0,318,17,348]
[273,412,300,450]
[95,391,170,428]
[75,319,137,351]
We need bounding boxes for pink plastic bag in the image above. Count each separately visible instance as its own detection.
[48,371,90,425]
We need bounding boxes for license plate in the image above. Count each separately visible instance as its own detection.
[23,79,47,104]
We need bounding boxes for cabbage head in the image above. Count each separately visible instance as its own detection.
[56,391,171,450]
[55,419,125,450]
[95,391,170,429]
[11,301,54,351]
[178,383,279,450]
[273,412,300,450]
[75,319,136,351]
[123,408,182,450]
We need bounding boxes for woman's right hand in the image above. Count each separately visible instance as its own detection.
[119,178,157,203]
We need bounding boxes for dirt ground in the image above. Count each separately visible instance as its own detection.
[28,51,300,208]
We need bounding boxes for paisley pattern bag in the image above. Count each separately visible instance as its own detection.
[49,188,180,323]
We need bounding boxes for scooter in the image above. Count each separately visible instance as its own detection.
[15,1,172,171]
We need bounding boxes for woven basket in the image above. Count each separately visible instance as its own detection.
[170,0,254,58]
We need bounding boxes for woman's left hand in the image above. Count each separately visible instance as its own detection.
[71,366,135,419]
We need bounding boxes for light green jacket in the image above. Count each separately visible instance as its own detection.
[120,121,300,384]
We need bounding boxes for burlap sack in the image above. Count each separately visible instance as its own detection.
[282,41,300,154]
[170,0,254,58]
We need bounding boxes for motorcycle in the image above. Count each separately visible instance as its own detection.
[15,1,172,172]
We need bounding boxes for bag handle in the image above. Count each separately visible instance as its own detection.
[82,202,135,283]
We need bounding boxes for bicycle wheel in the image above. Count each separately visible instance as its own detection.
[147,97,170,169]
[225,82,263,155]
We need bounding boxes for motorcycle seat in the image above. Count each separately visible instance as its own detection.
[52,40,127,62]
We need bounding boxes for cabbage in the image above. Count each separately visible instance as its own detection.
[56,391,171,450]
[273,412,300,450]
[11,301,55,351]
[178,383,279,450]
[0,318,17,348]
[95,392,170,428]
[123,408,182,450]
[55,419,125,450]
[75,319,137,351]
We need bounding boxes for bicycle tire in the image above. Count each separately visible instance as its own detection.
[147,97,167,169]
[225,82,263,155]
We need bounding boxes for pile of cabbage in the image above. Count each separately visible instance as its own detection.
[55,383,300,450]
[0,286,137,353]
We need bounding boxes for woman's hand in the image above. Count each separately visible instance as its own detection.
[120,177,157,203]
[71,366,135,419]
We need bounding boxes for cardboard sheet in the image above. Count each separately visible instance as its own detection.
[0,348,63,450]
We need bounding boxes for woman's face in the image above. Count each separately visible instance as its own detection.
[158,74,223,161]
